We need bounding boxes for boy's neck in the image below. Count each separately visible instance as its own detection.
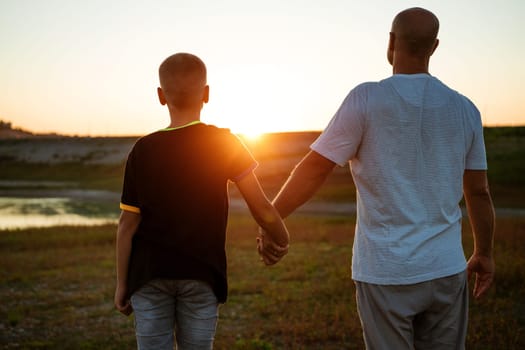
[167,108,201,129]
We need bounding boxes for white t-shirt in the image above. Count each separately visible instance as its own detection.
[311,74,487,284]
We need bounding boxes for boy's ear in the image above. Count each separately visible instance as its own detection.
[157,87,167,106]
[203,85,209,104]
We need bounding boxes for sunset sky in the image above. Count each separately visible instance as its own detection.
[1,0,524,136]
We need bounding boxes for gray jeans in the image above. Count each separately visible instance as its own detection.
[131,279,219,350]
[355,270,468,350]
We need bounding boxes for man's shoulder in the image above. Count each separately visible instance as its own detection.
[344,81,381,100]
[424,75,473,100]
[354,80,381,91]
[429,77,479,110]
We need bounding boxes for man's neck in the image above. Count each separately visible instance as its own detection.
[392,55,431,75]
[393,65,430,75]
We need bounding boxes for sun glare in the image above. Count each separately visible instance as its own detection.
[205,63,296,140]
[239,130,263,142]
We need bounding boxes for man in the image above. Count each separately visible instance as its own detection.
[263,7,495,349]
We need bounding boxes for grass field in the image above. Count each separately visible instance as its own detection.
[0,126,523,348]
[1,213,523,349]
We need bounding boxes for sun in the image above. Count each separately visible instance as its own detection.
[239,129,264,142]
[203,63,293,140]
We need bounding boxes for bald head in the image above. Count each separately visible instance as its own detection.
[158,53,208,110]
[391,7,439,58]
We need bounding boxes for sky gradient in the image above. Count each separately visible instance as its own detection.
[1,0,524,136]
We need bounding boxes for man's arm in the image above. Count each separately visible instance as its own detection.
[273,150,337,218]
[114,210,141,315]
[463,169,495,299]
[235,170,290,265]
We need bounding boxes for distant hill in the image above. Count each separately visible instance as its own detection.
[0,120,34,139]
[0,125,523,207]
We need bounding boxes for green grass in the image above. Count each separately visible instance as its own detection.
[0,126,523,348]
[0,213,523,349]
[483,127,525,208]
[0,162,125,192]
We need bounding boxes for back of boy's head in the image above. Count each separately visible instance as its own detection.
[158,53,207,109]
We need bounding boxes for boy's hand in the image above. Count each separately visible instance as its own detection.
[257,229,288,265]
[114,285,133,316]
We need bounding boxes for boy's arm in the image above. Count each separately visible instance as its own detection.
[235,170,290,265]
[463,169,495,299]
[115,209,141,315]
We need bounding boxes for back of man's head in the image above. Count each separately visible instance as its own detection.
[391,7,439,58]
[158,53,207,110]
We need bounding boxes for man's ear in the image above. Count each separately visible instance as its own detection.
[387,32,395,65]
[157,87,167,106]
[430,38,439,56]
[388,32,396,51]
[203,85,209,104]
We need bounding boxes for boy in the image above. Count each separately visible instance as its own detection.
[114,52,289,349]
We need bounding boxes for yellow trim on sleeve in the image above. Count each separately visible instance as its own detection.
[120,203,141,214]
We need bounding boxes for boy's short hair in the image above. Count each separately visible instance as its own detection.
[158,53,207,109]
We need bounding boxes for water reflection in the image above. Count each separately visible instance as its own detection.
[0,196,119,230]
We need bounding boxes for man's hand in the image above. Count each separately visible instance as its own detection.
[467,254,495,299]
[463,170,495,300]
[114,285,133,316]
[257,228,288,265]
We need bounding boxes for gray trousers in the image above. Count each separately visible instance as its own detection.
[355,271,468,350]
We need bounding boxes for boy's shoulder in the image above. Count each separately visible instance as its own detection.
[135,123,237,147]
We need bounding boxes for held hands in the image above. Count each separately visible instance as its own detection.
[257,227,289,265]
[467,253,495,299]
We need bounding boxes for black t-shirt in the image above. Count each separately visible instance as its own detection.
[121,122,257,303]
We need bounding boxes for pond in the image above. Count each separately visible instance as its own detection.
[0,181,120,230]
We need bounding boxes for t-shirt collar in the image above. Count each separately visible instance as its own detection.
[160,120,202,132]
